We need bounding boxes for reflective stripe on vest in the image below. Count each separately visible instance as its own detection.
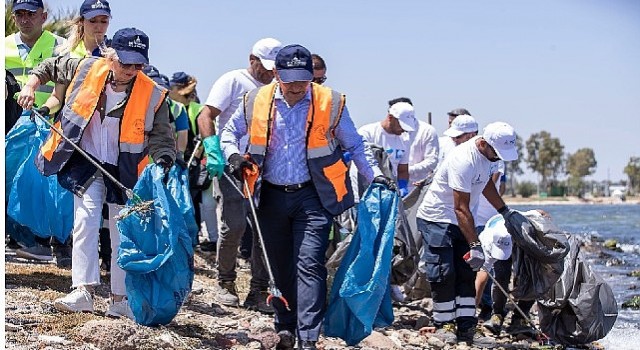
[5,32,58,107]
[246,82,353,215]
[37,57,167,185]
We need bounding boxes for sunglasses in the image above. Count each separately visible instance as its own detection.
[118,61,145,70]
[312,76,327,84]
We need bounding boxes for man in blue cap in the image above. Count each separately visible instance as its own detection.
[5,0,66,262]
[18,27,175,319]
[220,44,393,350]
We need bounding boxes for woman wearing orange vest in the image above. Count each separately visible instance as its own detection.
[17,28,176,319]
[221,44,394,350]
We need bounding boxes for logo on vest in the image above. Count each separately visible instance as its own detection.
[128,36,147,50]
[133,119,145,136]
[312,125,327,144]
[285,56,307,68]
[92,0,108,9]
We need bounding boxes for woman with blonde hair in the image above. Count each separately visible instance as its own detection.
[60,0,112,58]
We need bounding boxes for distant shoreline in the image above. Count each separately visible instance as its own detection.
[505,195,640,206]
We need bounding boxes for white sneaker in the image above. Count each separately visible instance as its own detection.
[105,297,134,320]
[390,284,406,302]
[54,287,94,313]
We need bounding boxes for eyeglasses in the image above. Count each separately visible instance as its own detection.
[118,61,145,70]
[312,76,327,84]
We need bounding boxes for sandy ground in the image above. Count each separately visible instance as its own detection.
[5,243,613,350]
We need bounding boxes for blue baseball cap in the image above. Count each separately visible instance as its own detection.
[275,44,313,83]
[143,65,169,89]
[12,0,43,12]
[111,28,149,65]
[80,0,111,19]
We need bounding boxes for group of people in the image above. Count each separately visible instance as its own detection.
[5,0,529,349]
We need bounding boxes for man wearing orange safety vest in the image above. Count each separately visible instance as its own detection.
[220,44,394,350]
[17,28,175,319]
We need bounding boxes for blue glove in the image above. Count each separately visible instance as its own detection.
[398,179,409,197]
[342,151,352,163]
[203,135,225,179]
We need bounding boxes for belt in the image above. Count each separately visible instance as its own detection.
[264,181,312,193]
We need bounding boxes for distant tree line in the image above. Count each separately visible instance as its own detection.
[506,131,639,197]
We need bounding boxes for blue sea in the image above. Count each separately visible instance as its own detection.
[511,204,640,349]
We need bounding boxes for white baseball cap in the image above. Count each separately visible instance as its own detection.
[251,38,283,70]
[479,215,513,260]
[443,114,478,137]
[483,122,518,161]
[388,102,416,132]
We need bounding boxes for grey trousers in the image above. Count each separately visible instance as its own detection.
[213,167,268,290]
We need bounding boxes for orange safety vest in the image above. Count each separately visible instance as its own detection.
[36,57,167,189]
[245,82,354,216]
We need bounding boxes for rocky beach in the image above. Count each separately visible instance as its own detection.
[5,235,622,350]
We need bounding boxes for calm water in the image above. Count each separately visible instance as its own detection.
[511,204,640,348]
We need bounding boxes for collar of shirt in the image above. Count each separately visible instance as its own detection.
[14,34,31,60]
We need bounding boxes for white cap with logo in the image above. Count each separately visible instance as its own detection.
[480,215,513,260]
[252,38,283,70]
[444,114,478,137]
[388,102,416,132]
[483,122,518,161]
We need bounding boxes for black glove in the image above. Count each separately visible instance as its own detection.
[229,153,254,181]
[372,175,397,192]
[498,205,515,220]
[30,106,50,122]
[155,155,174,173]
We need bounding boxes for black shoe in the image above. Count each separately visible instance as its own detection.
[275,330,296,350]
[54,247,72,269]
[243,289,275,314]
[299,340,317,350]
[478,304,492,321]
[199,241,217,252]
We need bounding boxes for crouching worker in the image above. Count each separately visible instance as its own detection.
[220,44,391,350]
[17,28,175,318]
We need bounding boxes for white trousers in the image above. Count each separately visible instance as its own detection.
[200,181,218,242]
[71,175,126,295]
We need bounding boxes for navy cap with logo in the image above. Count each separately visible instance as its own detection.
[12,0,44,12]
[142,65,169,89]
[111,28,149,65]
[80,0,111,19]
[275,44,313,83]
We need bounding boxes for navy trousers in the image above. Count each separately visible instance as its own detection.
[257,184,332,341]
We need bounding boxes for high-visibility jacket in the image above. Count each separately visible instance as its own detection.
[245,82,354,216]
[187,101,203,135]
[4,31,59,107]
[36,57,167,190]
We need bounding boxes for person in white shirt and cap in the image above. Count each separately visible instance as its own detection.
[438,114,479,164]
[438,108,472,164]
[475,214,512,307]
[358,101,416,196]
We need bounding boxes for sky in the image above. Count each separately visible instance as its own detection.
[13,0,640,182]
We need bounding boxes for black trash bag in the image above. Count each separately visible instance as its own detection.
[537,235,618,345]
[503,210,570,300]
[390,198,419,285]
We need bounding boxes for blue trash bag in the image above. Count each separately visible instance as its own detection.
[166,165,198,246]
[117,165,194,326]
[324,183,399,346]
[6,115,41,202]
[6,115,73,243]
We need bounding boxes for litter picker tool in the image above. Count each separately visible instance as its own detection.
[31,109,153,218]
[480,265,550,344]
[187,137,202,168]
[222,170,291,310]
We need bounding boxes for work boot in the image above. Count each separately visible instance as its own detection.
[299,340,317,350]
[430,323,457,345]
[483,313,504,335]
[478,304,493,322]
[457,327,497,348]
[53,246,72,269]
[213,281,239,306]
[506,317,535,338]
[16,244,53,262]
[275,330,296,350]
[243,289,275,314]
